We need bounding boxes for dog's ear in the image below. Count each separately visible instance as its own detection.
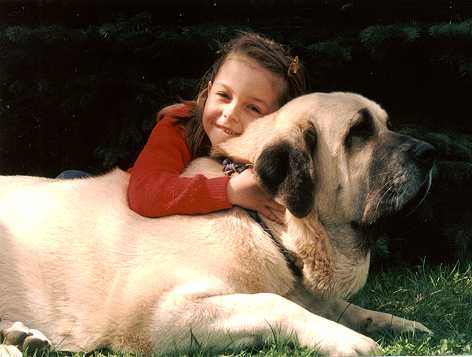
[256,140,315,218]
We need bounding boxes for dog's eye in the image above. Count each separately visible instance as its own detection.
[346,119,373,149]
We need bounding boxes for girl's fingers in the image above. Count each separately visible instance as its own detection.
[273,204,286,214]
[268,200,285,214]
[259,207,274,222]
[272,209,286,224]
[261,206,284,224]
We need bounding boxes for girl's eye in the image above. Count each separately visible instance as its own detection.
[248,104,262,114]
[217,92,230,99]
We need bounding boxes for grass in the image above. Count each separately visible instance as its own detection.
[353,262,472,356]
[19,262,472,356]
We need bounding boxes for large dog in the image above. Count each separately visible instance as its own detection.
[0,92,434,356]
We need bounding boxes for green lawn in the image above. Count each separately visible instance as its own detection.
[26,262,472,356]
[352,262,472,356]
[232,262,472,356]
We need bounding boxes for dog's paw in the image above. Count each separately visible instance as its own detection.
[364,312,432,335]
[0,321,51,353]
[317,327,379,356]
[390,316,432,335]
[0,344,23,357]
[299,319,379,356]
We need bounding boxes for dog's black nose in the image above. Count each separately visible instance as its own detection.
[410,141,437,169]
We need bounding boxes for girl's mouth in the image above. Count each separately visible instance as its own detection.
[217,125,238,136]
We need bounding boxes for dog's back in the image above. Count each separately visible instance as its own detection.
[0,167,293,351]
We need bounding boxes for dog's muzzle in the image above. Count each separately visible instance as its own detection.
[361,135,437,227]
[408,141,437,172]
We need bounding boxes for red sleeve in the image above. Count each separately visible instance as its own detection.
[127,106,232,217]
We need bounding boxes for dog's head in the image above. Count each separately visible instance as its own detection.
[214,92,436,234]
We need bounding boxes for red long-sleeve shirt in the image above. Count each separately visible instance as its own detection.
[127,104,232,217]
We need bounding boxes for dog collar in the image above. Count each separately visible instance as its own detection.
[222,158,254,176]
[221,158,302,278]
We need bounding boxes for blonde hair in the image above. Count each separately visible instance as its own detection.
[178,31,309,157]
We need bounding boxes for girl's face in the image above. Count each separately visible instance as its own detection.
[202,54,285,146]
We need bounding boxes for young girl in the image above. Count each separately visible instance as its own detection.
[127,32,308,222]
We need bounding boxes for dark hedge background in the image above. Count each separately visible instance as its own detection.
[1,0,471,265]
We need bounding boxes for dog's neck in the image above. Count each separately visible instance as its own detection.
[260,212,371,299]
[219,157,371,298]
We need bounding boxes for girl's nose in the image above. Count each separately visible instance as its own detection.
[223,103,240,122]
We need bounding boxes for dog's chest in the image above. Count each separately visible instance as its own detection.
[330,251,371,297]
[210,214,296,295]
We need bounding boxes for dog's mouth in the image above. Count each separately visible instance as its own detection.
[358,168,434,240]
[402,169,433,217]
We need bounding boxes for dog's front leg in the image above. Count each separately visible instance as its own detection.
[329,300,432,335]
[288,287,431,335]
[151,292,378,356]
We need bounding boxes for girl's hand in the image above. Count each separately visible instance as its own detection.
[227,168,286,224]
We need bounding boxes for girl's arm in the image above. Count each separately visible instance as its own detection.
[127,115,231,218]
